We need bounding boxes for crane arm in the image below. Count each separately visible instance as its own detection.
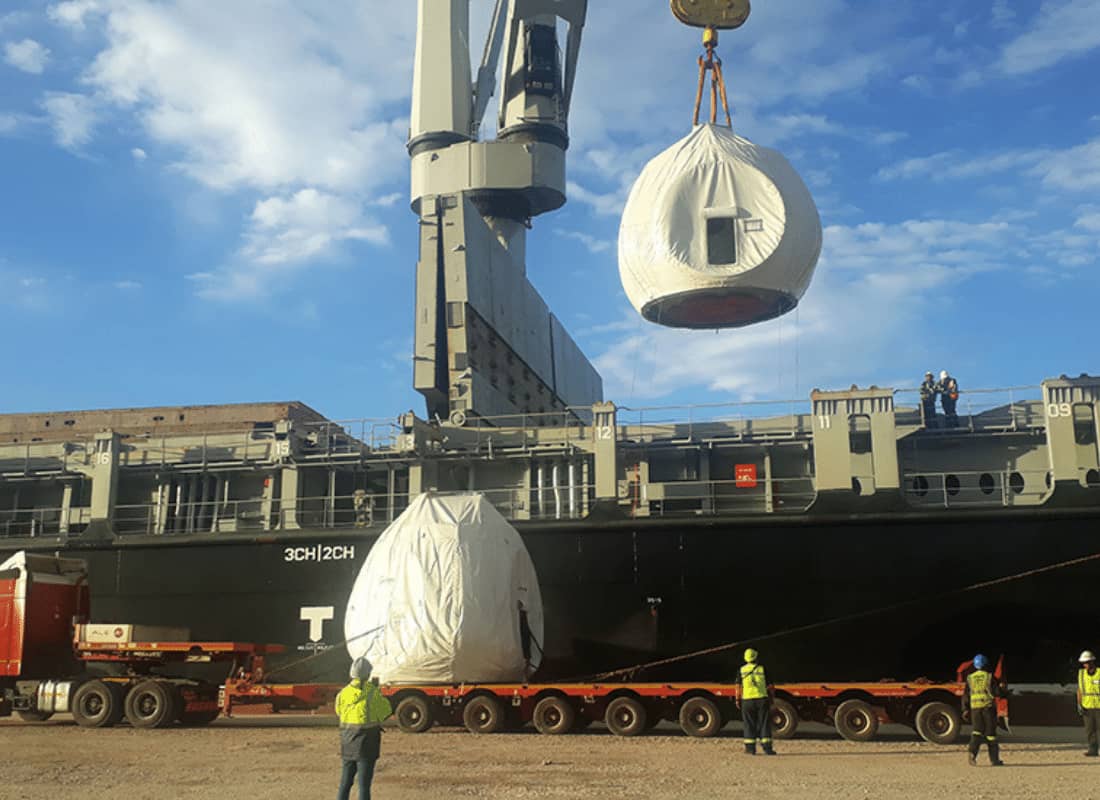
[471,0,509,134]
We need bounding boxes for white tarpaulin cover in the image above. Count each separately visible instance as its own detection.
[344,493,543,684]
[618,124,822,329]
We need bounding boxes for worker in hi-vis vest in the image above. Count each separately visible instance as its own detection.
[1077,650,1100,757]
[336,657,393,800]
[739,648,776,755]
[962,654,1004,767]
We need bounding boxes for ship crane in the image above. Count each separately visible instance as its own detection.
[408,0,602,425]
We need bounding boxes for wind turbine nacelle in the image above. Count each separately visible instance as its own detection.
[618,125,822,329]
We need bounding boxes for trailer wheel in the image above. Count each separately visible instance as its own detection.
[679,697,721,738]
[834,699,879,742]
[125,680,180,729]
[17,710,53,723]
[395,695,434,734]
[770,698,799,740]
[72,680,125,728]
[463,695,505,734]
[914,701,961,745]
[605,697,647,737]
[533,696,576,735]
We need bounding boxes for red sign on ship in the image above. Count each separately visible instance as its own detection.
[735,464,758,488]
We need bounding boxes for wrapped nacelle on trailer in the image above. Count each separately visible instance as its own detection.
[619,124,822,329]
[344,493,544,684]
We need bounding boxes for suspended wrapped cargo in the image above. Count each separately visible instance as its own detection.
[344,493,543,684]
[618,124,822,329]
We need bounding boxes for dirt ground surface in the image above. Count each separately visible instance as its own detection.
[2,716,1098,799]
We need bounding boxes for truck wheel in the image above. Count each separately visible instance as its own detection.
[914,701,961,745]
[770,698,799,740]
[463,695,505,734]
[17,710,53,723]
[72,680,125,728]
[395,695,434,734]
[605,697,647,737]
[679,697,721,738]
[533,696,576,735]
[125,680,180,729]
[834,699,879,742]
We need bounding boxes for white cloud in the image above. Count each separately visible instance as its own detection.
[0,113,20,134]
[566,180,630,218]
[991,0,1016,29]
[1031,139,1100,192]
[877,148,1048,182]
[4,38,50,74]
[69,2,412,194]
[1075,209,1100,232]
[998,0,1100,75]
[901,74,931,92]
[47,1,104,29]
[0,265,51,311]
[371,192,403,207]
[0,12,32,33]
[40,91,98,149]
[243,189,387,266]
[131,147,146,161]
[187,189,387,300]
[114,280,142,290]
[876,137,1100,193]
[45,1,417,301]
[556,230,612,255]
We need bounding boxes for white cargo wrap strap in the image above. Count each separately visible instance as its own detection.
[344,493,543,684]
[618,124,821,328]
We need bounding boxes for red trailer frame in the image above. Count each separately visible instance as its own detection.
[370,657,1007,745]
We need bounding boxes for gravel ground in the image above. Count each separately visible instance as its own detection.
[2,717,1097,799]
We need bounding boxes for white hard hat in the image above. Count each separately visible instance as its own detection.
[350,656,373,680]
[939,370,949,380]
[1080,650,1096,663]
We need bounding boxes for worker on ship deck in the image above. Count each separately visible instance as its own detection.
[1077,650,1100,757]
[739,648,776,755]
[336,656,393,800]
[939,370,960,429]
[962,654,1004,767]
[920,371,939,428]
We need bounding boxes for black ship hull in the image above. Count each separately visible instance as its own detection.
[6,506,1098,686]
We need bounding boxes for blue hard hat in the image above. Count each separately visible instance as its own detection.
[974,654,989,670]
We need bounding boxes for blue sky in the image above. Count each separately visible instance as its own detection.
[1,0,1098,422]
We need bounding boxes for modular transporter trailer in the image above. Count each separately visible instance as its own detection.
[379,658,1008,745]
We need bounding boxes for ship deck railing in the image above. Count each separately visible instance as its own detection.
[0,387,1048,480]
[8,465,1065,540]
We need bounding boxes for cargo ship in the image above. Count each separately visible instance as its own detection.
[2,378,1098,684]
[4,2,1098,687]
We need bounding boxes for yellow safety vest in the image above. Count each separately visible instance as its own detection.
[335,680,393,727]
[967,670,994,709]
[1080,669,1100,710]
[741,663,768,700]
